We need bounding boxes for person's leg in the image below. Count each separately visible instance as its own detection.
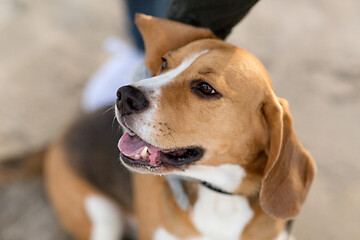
[82,38,144,112]
[82,0,171,112]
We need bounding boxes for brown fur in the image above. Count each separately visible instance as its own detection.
[260,98,316,219]
[123,14,317,239]
[135,13,216,75]
[134,174,200,239]
[44,141,95,240]
[242,199,287,240]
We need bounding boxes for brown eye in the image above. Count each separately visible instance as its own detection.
[191,80,221,99]
[198,82,216,95]
[160,57,167,72]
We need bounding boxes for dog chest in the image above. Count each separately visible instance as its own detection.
[190,185,254,240]
[153,184,254,240]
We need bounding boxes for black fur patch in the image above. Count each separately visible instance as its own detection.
[63,107,133,211]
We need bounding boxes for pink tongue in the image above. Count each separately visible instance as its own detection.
[118,133,162,166]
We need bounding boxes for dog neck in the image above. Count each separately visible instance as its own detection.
[165,175,294,240]
[165,175,243,211]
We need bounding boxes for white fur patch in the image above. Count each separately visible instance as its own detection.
[130,50,209,143]
[82,37,144,112]
[274,231,295,240]
[153,227,212,240]
[85,195,123,240]
[133,50,209,97]
[153,227,180,240]
[154,224,294,240]
[191,185,254,240]
[159,164,251,240]
[173,164,246,192]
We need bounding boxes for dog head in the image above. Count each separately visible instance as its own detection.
[115,14,316,219]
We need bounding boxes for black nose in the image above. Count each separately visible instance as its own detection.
[116,86,149,115]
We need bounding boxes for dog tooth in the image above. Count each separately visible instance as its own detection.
[140,146,148,157]
[135,154,140,159]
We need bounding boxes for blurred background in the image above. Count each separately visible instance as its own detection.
[0,0,359,239]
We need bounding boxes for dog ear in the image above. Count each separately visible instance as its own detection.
[135,13,216,75]
[260,96,316,219]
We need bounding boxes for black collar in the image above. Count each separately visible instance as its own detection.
[200,181,237,196]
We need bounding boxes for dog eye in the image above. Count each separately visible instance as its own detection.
[191,80,221,99]
[198,82,216,95]
[159,57,167,72]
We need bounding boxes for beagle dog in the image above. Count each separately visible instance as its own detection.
[44,14,316,240]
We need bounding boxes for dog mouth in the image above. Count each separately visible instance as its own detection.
[118,132,203,170]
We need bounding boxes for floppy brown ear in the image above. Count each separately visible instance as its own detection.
[135,13,216,75]
[260,96,316,219]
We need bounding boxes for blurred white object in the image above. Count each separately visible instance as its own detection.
[82,37,145,112]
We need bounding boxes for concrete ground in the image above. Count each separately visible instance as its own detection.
[0,0,359,239]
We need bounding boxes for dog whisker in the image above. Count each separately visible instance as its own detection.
[112,115,122,133]
[167,124,184,143]
[168,132,177,149]
[102,105,115,116]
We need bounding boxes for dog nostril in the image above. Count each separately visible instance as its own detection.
[116,85,149,115]
[127,98,136,110]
